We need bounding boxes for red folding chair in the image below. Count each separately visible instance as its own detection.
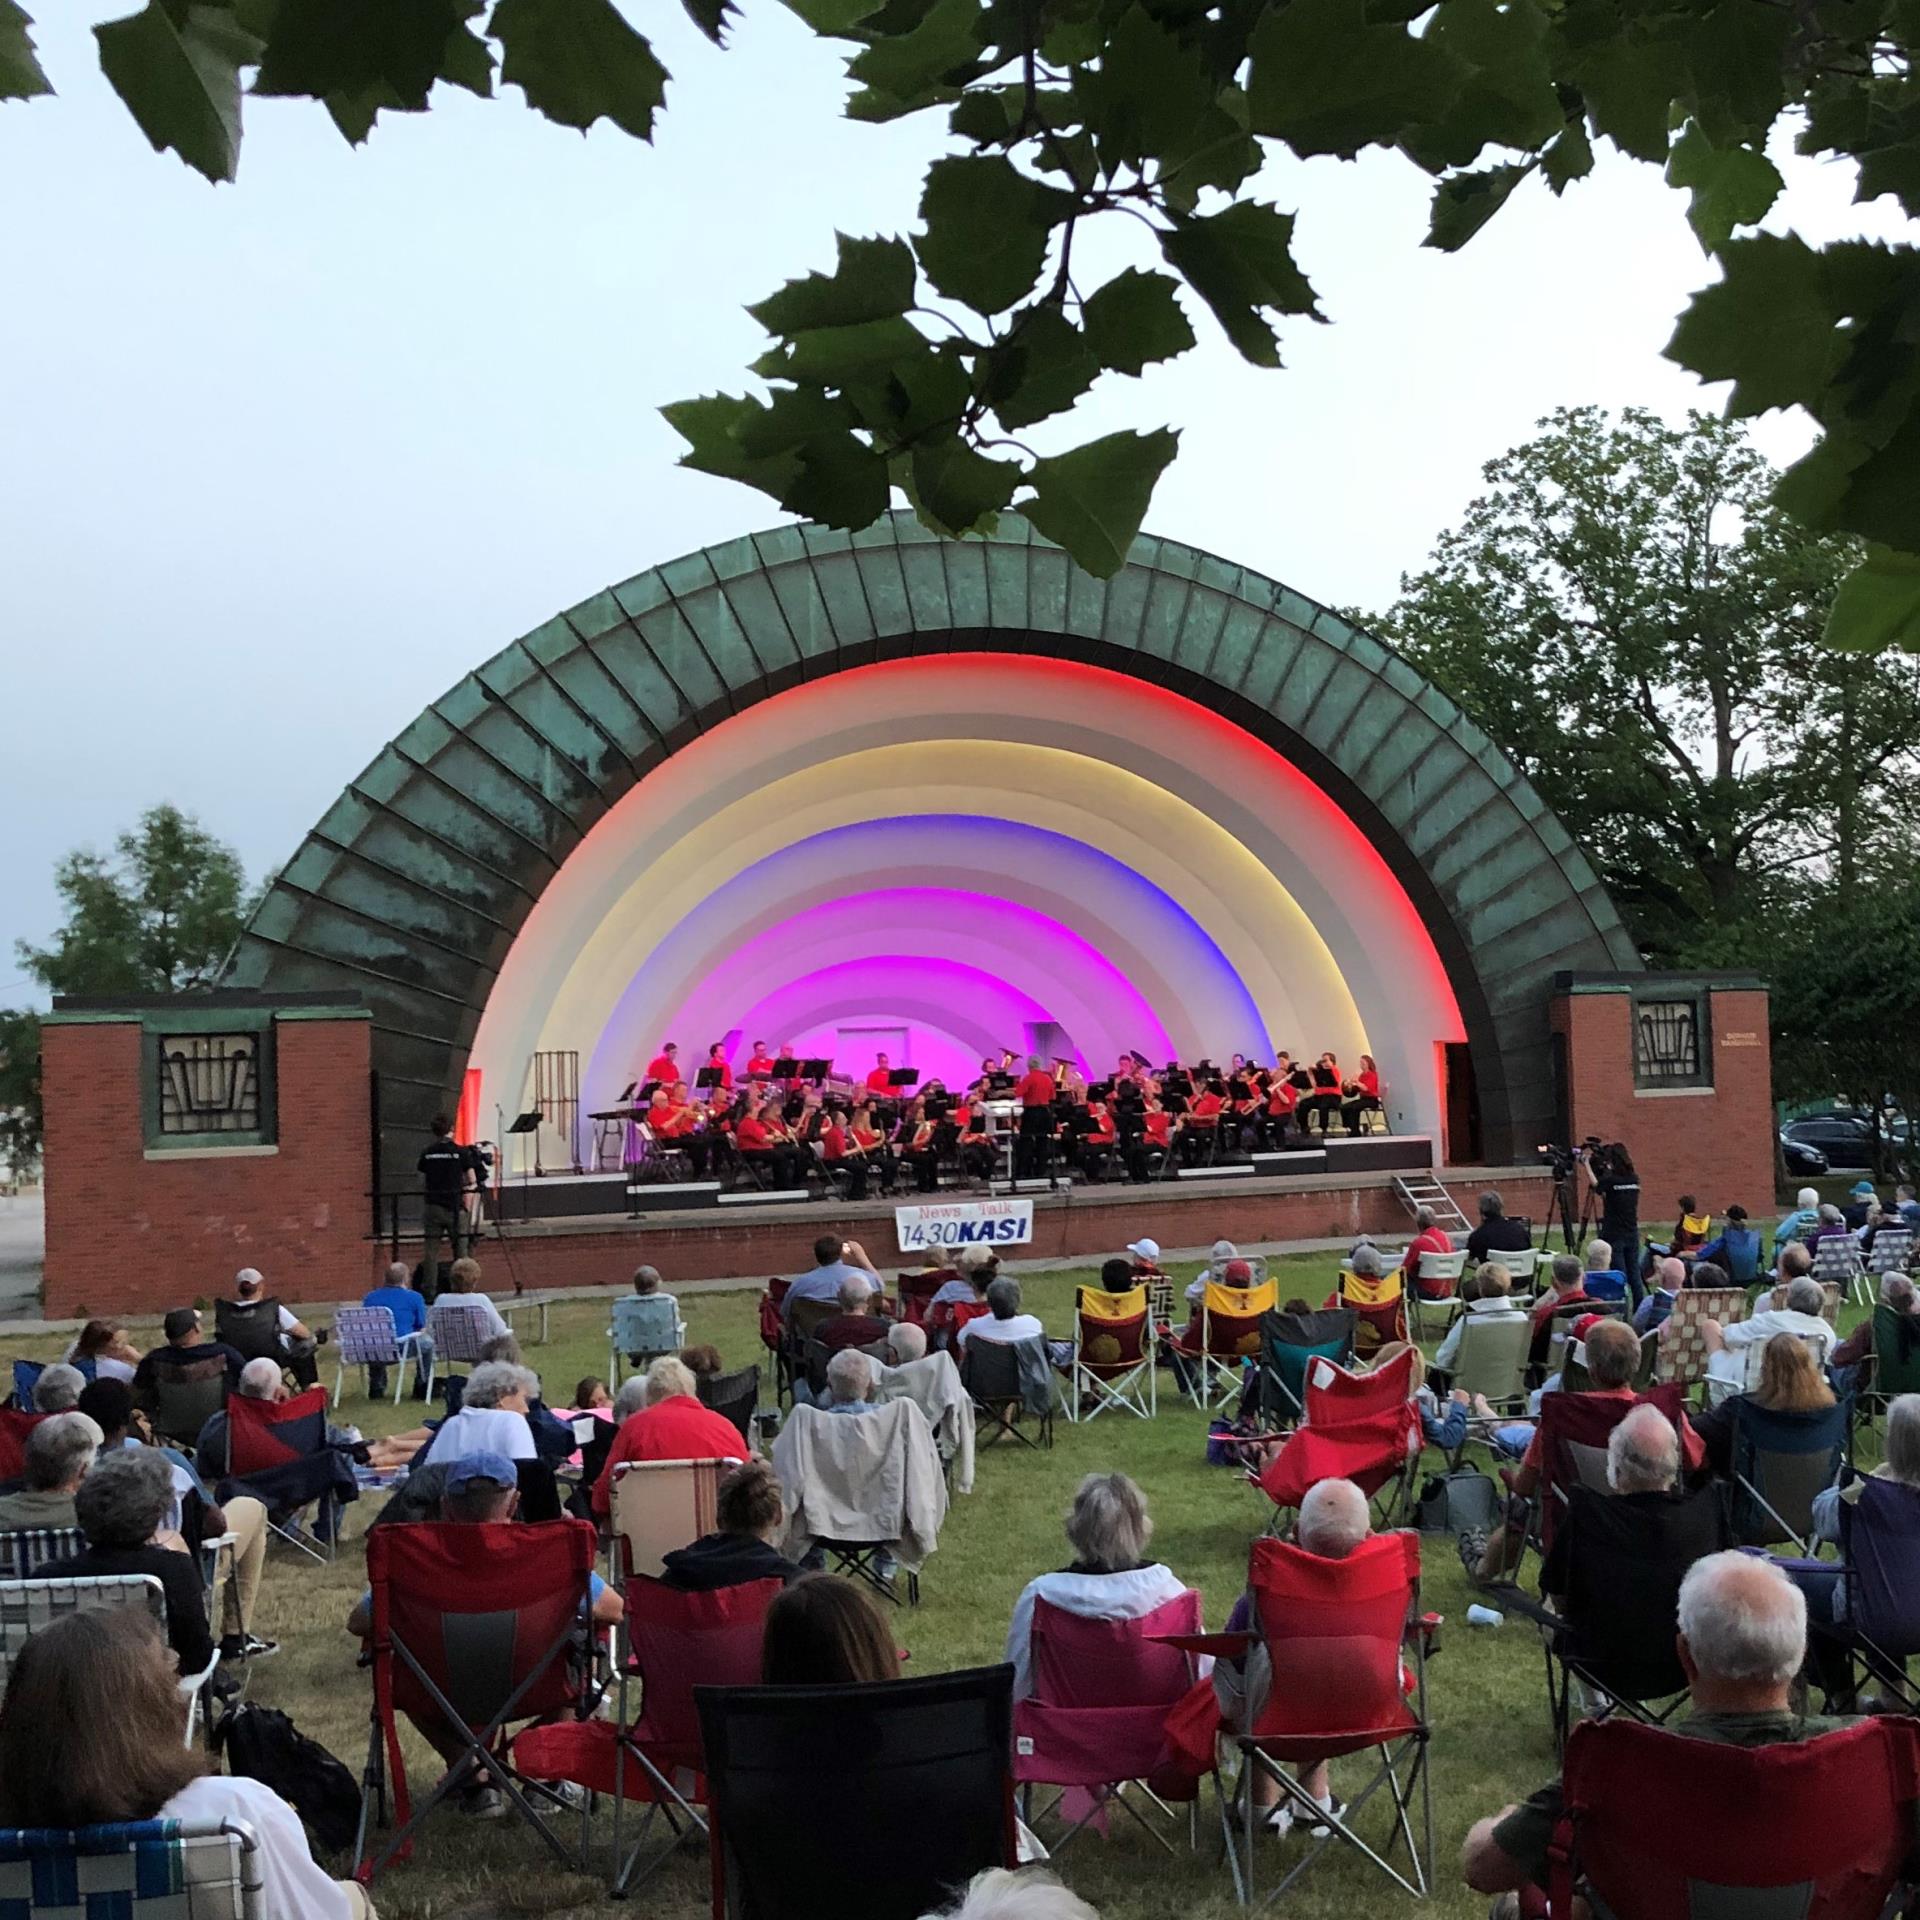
[1302,1347,1415,1427]
[518,1573,781,1895]
[1547,1715,1920,1918]
[355,1518,598,1882]
[0,1409,42,1481]
[759,1280,790,1403]
[897,1270,947,1327]
[1223,1532,1432,1907]
[1533,1384,1693,1561]
[1253,1404,1423,1530]
[224,1385,343,1562]
[935,1298,991,1348]
[1013,1590,1206,1850]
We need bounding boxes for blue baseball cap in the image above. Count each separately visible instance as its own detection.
[444,1450,519,1492]
[1851,1180,1878,1198]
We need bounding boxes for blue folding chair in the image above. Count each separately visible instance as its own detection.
[0,1819,263,1920]
[1728,1396,1852,1553]
[8,1359,93,1410]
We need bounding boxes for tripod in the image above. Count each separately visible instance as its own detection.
[1544,1169,1604,1252]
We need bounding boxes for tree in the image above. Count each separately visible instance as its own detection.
[7,0,1920,632]
[0,1009,40,1178]
[1373,408,1920,963]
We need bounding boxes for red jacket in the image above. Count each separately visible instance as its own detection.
[592,1396,747,1515]
[1017,1070,1056,1107]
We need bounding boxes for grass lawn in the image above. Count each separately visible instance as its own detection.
[3,1252,1877,1920]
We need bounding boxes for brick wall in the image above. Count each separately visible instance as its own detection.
[43,1015,373,1318]
[1552,985,1774,1218]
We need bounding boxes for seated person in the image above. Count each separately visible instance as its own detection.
[810,1275,890,1361]
[1215,1478,1368,1835]
[1463,1552,1850,1913]
[1579,1237,1629,1301]
[438,1257,510,1339]
[64,1318,142,1384]
[1184,1239,1244,1310]
[422,1359,540,1468]
[761,1572,901,1684]
[923,1258,977,1316]
[956,1276,1047,1349]
[1401,1207,1456,1298]
[1527,1253,1592,1368]
[0,1610,370,1920]
[1633,1254,1687,1334]
[1004,1472,1191,1701]
[1827,1272,1920,1395]
[886,1321,930,1366]
[781,1235,882,1322]
[474,1334,576,1467]
[1093,1255,1139,1296]
[1693,1274,1834,1404]
[1431,1262,1525,1376]
[930,1250,997,1345]
[0,1410,100,1532]
[219,1267,318,1386]
[820,1348,881,1415]
[1538,1402,1685,1598]
[624,1264,680,1363]
[131,1307,244,1410]
[1844,1179,1879,1232]
[571,1376,613,1412]
[1692,1333,1836,1478]
[592,1356,748,1516]
[1774,1186,1823,1259]
[44,1451,215,1678]
[195,1355,359,1480]
[1810,1202,1855,1253]
[1176,1255,1257,1350]
[1696,1204,1763,1285]
[361,1260,433,1400]
[1670,1195,1711,1256]
[29,1364,86,1413]
[659,1459,800,1591]
[1466,1190,1533,1265]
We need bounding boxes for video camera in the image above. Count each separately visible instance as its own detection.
[1537,1136,1604,1181]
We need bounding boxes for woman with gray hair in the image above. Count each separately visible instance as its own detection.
[0,1411,102,1532]
[922,1869,1099,1920]
[591,1352,747,1518]
[421,1358,540,1471]
[30,1364,87,1414]
[1002,1472,1190,1700]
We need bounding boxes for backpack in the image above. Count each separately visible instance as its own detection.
[214,1703,361,1856]
[1414,1467,1501,1536]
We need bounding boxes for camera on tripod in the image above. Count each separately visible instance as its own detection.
[1536,1136,1604,1182]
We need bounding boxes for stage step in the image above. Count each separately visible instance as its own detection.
[1393,1173,1470,1234]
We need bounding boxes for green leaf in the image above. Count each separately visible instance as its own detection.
[1665,123,1782,252]
[1018,427,1179,577]
[1541,119,1593,193]
[911,433,1018,534]
[1425,160,1532,250]
[679,0,734,46]
[660,393,801,495]
[734,386,860,458]
[749,233,916,335]
[915,154,1067,315]
[777,431,891,527]
[1247,0,1467,160]
[1685,1,1790,147]
[1081,268,1196,375]
[1666,232,1840,416]
[1828,413,1920,551]
[988,306,1100,428]
[94,1,262,183]
[842,339,973,438]
[848,0,982,105]
[756,314,926,382]
[0,2,51,101]
[1558,33,1688,163]
[1159,202,1322,368]
[491,0,666,138]
[254,0,479,107]
[780,0,885,34]
[1073,4,1214,172]
[324,81,402,141]
[1399,0,1561,172]
[1825,547,1920,652]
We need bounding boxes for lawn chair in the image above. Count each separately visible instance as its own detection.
[608,1456,740,1580]
[1654,1285,1749,1388]
[1813,1230,1869,1305]
[1546,1714,1920,1919]
[1221,1531,1433,1906]
[1531,1387,1693,1564]
[1303,1346,1416,1427]
[696,1363,760,1446]
[758,1280,791,1404]
[1823,1474,1920,1711]
[146,1369,229,1450]
[1253,1402,1423,1531]
[220,1385,355,1563]
[356,1517,597,1880]
[517,1573,783,1896]
[1413,1248,1467,1311]
[1014,1589,1208,1851]
[1067,1285,1156,1422]
[9,1358,93,1410]
[1336,1269,1407,1359]
[1728,1395,1852,1553]
[333,1304,431,1406]
[897,1268,948,1326]
[0,1527,83,1578]
[695,1666,1017,1920]
[424,1300,497,1385]
[1180,1279,1278,1409]
[0,1411,41,1482]
[1502,1247,1540,1288]
[608,1294,686,1386]
[1447,1311,1531,1413]
[1259,1307,1356,1426]
[961,1336,1056,1451]
[0,1816,266,1920]
[0,1574,217,1744]
[1867,1226,1914,1278]
[1861,1304,1920,1417]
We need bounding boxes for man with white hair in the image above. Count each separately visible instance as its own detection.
[29,1364,86,1414]
[590,1354,745,1516]
[1464,1551,1848,1907]
[823,1348,879,1414]
[1775,1186,1823,1258]
[191,1356,290,1479]
[885,1321,928,1365]
[0,1411,102,1531]
[1604,1402,1680,1496]
[1696,1274,1834,1403]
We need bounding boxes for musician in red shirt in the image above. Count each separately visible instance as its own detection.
[1340,1053,1383,1134]
[746,1042,777,1080]
[959,1110,996,1185]
[1076,1099,1118,1182]
[702,1043,734,1092]
[734,1099,802,1189]
[1128,1098,1178,1183]
[899,1099,942,1193]
[1265,1072,1301,1146]
[865,1053,896,1099]
[644,1042,678,1086]
[1014,1056,1058,1180]
[850,1104,896,1197]
[1184,1081,1225,1165]
[651,1082,711,1175]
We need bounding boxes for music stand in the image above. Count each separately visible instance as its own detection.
[771,1055,799,1079]
[695,1066,725,1091]
[800,1057,831,1083]
[508,1107,544,1180]
[887,1069,920,1090]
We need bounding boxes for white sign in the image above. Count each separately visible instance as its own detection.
[894,1197,1034,1252]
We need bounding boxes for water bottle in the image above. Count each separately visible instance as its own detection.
[1466,1602,1505,1629]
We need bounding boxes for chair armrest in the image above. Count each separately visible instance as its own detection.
[1148,1630,1253,1657]
[177,1645,221,1698]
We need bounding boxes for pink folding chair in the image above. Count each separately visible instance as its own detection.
[1013,1590,1207,1850]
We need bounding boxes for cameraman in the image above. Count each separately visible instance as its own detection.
[1589,1142,1641,1308]
[418,1114,488,1297]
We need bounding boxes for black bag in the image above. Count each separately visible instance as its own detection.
[214,1703,361,1856]
[1415,1468,1500,1536]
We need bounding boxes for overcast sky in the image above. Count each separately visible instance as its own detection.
[0,5,1905,1001]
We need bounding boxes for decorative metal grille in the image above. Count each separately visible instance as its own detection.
[157,1033,261,1134]
[1634,998,1706,1088]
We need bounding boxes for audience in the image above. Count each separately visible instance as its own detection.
[439,1257,510,1340]
[782,1235,882,1322]
[0,1610,370,1920]
[1402,1206,1456,1297]
[957,1276,1046,1349]
[659,1459,799,1591]
[131,1308,244,1408]
[1827,1272,1920,1395]
[1632,1254,1685,1334]
[1774,1186,1822,1255]
[571,1375,613,1411]
[1431,1262,1524,1376]
[1004,1473,1190,1701]
[886,1321,929,1365]
[361,1259,433,1400]
[1526,1253,1591,1367]
[29,1363,86,1413]
[812,1275,889,1357]
[0,1411,100,1532]
[821,1348,881,1414]
[621,1264,680,1366]
[63,1318,141,1383]
[1466,1190,1532,1265]
[1694,1274,1834,1404]
[1579,1237,1628,1301]
[1692,1332,1836,1477]
[591,1355,746,1516]
[760,1573,900,1684]
[422,1360,540,1468]
[1463,1553,1843,1910]
[1695,1204,1763,1284]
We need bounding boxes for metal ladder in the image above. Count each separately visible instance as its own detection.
[1393,1173,1469,1235]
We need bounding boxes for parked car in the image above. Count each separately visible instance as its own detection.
[1780,1132,1829,1178]
[1781,1112,1910,1174]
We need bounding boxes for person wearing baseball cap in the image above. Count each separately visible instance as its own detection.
[216,1267,319,1389]
[1845,1179,1881,1231]
[1125,1237,1163,1274]
[131,1306,245,1414]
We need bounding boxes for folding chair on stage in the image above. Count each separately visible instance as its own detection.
[220,1385,355,1563]
[1180,1279,1278,1409]
[696,1363,760,1446]
[1014,1589,1208,1852]
[0,1817,266,1920]
[1727,1395,1851,1553]
[696,1667,1017,1920]
[1252,1402,1423,1533]
[1336,1269,1408,1359]
[1258,1307,1355,1426]
[608,1294,686,1386]
[608,1456,740,1581]
[0,1527,82,1579]
[333,1304,431,1407]
[1219,1532,1433,1907]
[962,1336,1055,1451]
[1067,1285,1156,1422]
[355,1518,597,1881]
[516,1573,782,1896]
[1546,1714,1920,1919]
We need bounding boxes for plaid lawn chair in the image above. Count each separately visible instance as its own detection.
[332,1305,431,1407]
[0,1528,83,1579]
[356,1518,597,1880]
[0,1818,265,1920]
[608,1294,686,1386]
[1655,1285,1749,1387]
[1336,1269,1408,1358]
[1813,1230,1869,1305]
[1546,1715,1920,1919]
[1258,1307,1356,1426]
[1867,1226,1915,1278]
[1727,1396,1852,1553]
[608,1457,739,1581]
[220,1386,355,1563]
[424,1300,498,1377]
[1067,1285,1156,1422]
[1179,1279,1278,1409]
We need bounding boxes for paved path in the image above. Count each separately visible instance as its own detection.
[0,1190,43,1322]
